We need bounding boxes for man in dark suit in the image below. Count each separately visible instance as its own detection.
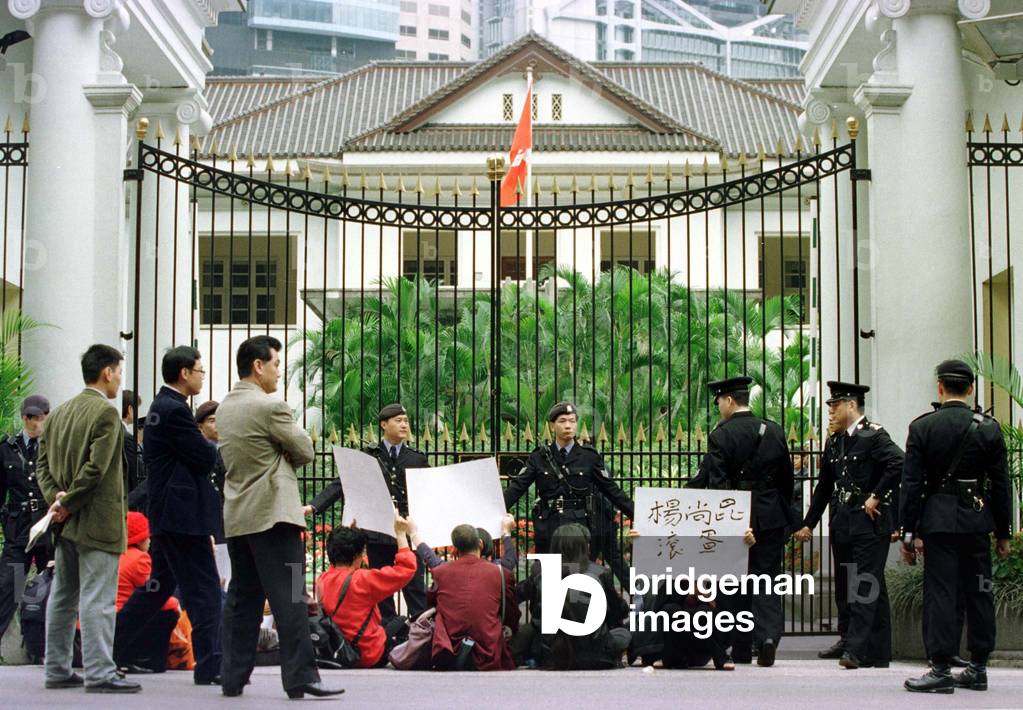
[901,360,1012,694]
[795,381,904,669]
[114,346,222,686]
[122,390,145,496]
[687,376,794,667]
[306,403,429,620]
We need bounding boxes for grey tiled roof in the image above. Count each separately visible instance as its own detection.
[203,34,803,159]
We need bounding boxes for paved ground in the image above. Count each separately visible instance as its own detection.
[3,652,1022,710]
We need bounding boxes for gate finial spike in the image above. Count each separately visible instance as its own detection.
[396,174,406,193]
[738,151,748,166]
[673,422,685,443]
[322,164,332,183]
[329,425,339,445]
[441,422,452,445]
[471,175,480,196]
[452,177,462,196]
[414,175,424,193]
[607,172,617,191]
[982,113,992,133]
[550,175,560,194]
[626,169,636,187]
[635,422,647,444]
[532,176,541,196]
[757,143,766,162]
[514,176,524,196]
[340,168,349,187]
[787,423,798,443]
[209,140,219,158]
[174,126,182,147]
[421,426,433,445]
[478,423,489,444]
[644,165,654,185]
[285,157,295,177]
[263,154,273,172]
[812,126,822,147]
[245,149,255,168]
[664,162,673,181]
[20,113,28,134]
[570,175,578,193]
[807,425,818,444]
[228,145,238,162]
[191,134,201,152]
[683,160,691,178]
[578,420,589,443]
[433,175,442,197]
[615,422,627,444]
[1002,113,1010,133]
[155,120,165,140]
[794,134,805,153]
[845,117,859,140]
[360,172,368,191]
[301,161,313,181]
[135,117,149,141]
[523,421,534,444]
[458,423,470,444]
[4,115,13,133]
[655,421,666,443]
[377,173,388,191]
[693,421,705,446]
[597,422,609,444]
[345,423,359,445]
[588,174,598,192]
[701,156,709,175]
[830,118,838,140]
[774,137,785,156]
[720,153,730,172]
[965,112,974,133]
[502,421,514,444]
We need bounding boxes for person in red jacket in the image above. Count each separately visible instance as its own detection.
[429,524,520,671]
[316,514,416,668]
[113,512,181,673]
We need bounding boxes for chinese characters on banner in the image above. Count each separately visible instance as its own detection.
[632,487,753,579]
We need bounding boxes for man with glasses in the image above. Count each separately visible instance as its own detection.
[114,346,223,685]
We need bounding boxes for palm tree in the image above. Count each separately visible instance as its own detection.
[0,310,46,435]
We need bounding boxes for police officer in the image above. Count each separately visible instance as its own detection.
[503,401,634,571]
[305,403,428,620]
[687,376,793,667]
[901,360,1011,694]
[0,394,51,645]
[795,381,903,669]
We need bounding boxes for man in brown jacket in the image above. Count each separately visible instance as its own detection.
[216,335,342,699]
[36,344,140,693]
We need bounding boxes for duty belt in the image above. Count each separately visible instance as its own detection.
[937,478,985,512]
[543,495,588,513]
[18,499,41,513]
[833,483,863,507]
[737,480,771,491]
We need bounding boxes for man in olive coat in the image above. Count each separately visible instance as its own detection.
[36,344,140,693]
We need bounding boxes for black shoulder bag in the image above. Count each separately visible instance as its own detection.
[311,572,374,668]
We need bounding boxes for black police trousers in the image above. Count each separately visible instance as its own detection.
[728,526,786,658]
[0,538,51,639]
[368,540,427,620]
[832,533,891,662]
[921,532,996,664]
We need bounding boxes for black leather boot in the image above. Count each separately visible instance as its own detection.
[953,664,988,691]
[905,665,954,694]
[817,639,845,659]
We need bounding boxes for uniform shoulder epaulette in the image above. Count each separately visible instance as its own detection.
[868,422,883,431]
[404,444,423,454]
[910,410,935,424]
[578,442,599,453]
[2,434,17,447]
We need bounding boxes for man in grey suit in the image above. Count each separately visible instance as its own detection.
[216,335,343,699]
[36,344,140,693]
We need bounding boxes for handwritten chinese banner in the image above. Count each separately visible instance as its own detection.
[632,487,752,579]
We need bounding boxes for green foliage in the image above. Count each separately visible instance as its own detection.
[0,310,44,436]
[961,351,1023,489]
[289,268,815,447]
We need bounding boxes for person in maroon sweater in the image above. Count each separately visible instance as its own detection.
[428,524,520,671]
[316,514,416,668]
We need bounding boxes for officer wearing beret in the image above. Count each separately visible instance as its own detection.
[503,401,634,572]
[901,360,1011,694]
[306,403,428,620]
[795,381,903,669]
[687,376,793,667]
[0,395,51,646]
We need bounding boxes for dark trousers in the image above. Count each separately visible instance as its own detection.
[729,526,785,657]
[661,601,730,669]
[590,529,629,589]
[221,523,319,693]
[0,539,51,638]
[114,608,179,672]
[115,533,223,683]
[832,534,891,662]
[922,532,995,664]
[367,541,426,620]
[831,537,850,641]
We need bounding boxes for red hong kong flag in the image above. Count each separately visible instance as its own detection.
[499,77,533,208]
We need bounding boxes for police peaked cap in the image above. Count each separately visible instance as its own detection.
[825,381,870,405]
[378,403,408,422]
[708,376,752,399]
[547,401,578,422]
[935,359,974,384]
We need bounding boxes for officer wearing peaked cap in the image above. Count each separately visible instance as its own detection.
[901,360,1011,694]
[503,401,634,577]
[306,402,429,620]
[687,376,794,667]
[796,381,903,670]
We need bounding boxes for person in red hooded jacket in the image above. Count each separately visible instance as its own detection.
[113,512,181,673]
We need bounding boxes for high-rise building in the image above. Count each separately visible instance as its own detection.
[480,0,806,78]
[396,0,479,61]
[208,0,402,76]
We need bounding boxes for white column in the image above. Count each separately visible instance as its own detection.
[133,91,210,403]
[854,0,988,443]
[12,0,139,404]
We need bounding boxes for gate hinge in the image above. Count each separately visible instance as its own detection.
[123,168,143,182]
[860,329,876,339]
[851,169,871,181]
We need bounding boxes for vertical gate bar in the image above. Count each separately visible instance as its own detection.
[340,169,348,444]
[685,166,692,461]
[571,180,578,404]
[471,178,478,451]
[132,121,146,452]
[452,182,459,453]
[227,152,235,388]
[283,161,292,402]
[967,122,979,410]
[321,172,329,446]
[741,155,748,373]
[797,140,805,442]
[488,160,502,457]
[377,177,384,416]
[590,181,597,455]
[627,174,635,443]
[723,159,729,376]
[301,167,310,430]
[610,177,617,443]
[665,168,673,479]
[984,121,995,408]
[208,150,217,398]
[265,159,272,339]
[2,121,10,315]
[703,164,710,423]
[189,139,198,352]
[777,145,785,429]
[152,130,163,401]
[414,185,422,438]
[832,129,841,381]
[759,149,767,416]
[246,156,254,342]
[1003,121,1014,425]
[849,119,862,382]
[17,119,28,338]
[514,191,521,438]
[433,183,440,452]
[359,175,366,434]
[533,194,540,440]
[553,182,560,407]
[171,135,181,354]
[646,173,654,483]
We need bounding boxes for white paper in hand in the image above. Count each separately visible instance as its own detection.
[25,511,53,552]
[405,457,506,548]
[331,447,397,538]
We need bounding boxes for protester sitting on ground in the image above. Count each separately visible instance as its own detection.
[429,524,519,671]
[316,513,416,668]
[409,514,517,571]
[511,523,630,670]
[113,512,180,674]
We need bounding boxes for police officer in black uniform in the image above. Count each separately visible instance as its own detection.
[686,376,794,668]
[0,394,51,645]
[901,360,1012,694]
[503,401,634,570]
[305,403,428,620]
[795,381,903,669]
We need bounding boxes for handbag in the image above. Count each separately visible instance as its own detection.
[388,607,437,670]
[310,572,373,669]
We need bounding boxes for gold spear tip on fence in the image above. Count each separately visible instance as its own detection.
[830,118,838,140]
[774,137,785,156]
[346,423,359,445]
[720,153,729,172]
[322,164,332,183]
[4,115,12,134]
[757,143,766,162]
[635,422,647,444]
[245,149,255,167]
[533,177,541,195]
[365,424,376,444]
[514,176,524,196]
[523,421,534,444]
[309,427,319,445]
[794,134,805,153]
[452,176,462,196]
[597,422,610,445]
[626,169,636,187]
[587,174,598,192]
[545,421,555,441]
[20,113,28,134]
[615,422,627,444]
[1002,113,1010,132]
[155,119,165,140]
[807,425,818,443]
[701,156,710,175]
[301,161,313,181]
[683,160,692,178]
[665,162,674,181]
[812,126,821,147]
[570,175,579,193]
[263,154,276,172]
[644,165,654,185]
[396,174,406,193]
[173,126,182,147]
[982,113,992,133]
[458,423,470,444]
[693,421,705,445]
[228,145,238,162]
[965,112,974,133]
[550,175,561,194]
[674,422,685,444]
[432,175,442,197]
[578,420,590,443]
[135,117,149,140]
[655,422,666,443]
[190,134,201,151]
[738,151,748,166]
[502,421,514,444]
[441,422,452,445]
[420,426,432,444]
[329,425,339,445]
[377,173,388,191]
[787,423,798,443]
[470,175,480,196]
[607,172,617,191]
[478,423,489,444]
[287,157,298,177]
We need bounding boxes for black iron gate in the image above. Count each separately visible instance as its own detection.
[128,116,866,634]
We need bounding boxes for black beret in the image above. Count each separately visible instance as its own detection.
[825,381,869,405]
[20,395,49,417]
[377,403,408,422]
[935,359,974,384]
[547,401,578,422]
[708,376,752,399]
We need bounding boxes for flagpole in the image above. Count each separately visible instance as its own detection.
[524,66,534,283]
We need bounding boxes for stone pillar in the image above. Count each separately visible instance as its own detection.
[853,0,987,443]
[11,0,139,404]
[132,91,211,404]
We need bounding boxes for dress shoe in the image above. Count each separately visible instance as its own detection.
[950,655,969,668]
[223,687,244,697]
[953,666,988,691]
[85,677,142,694]
[839,652,860,669]
[905,667,954,694]
[817,640,845,659]
[860,659,890,669]
[119,664,154,674]
[757,640,776,667]
[286,682,346,699]
[44,673,84,689]
[195,675,222,686]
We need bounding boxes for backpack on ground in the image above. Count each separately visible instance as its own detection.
[19,566,53,664]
